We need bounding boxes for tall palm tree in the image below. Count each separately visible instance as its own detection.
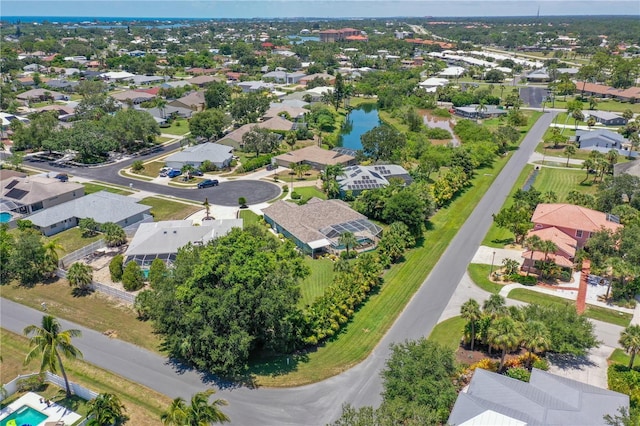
[586,116,596,131]
[24,315,83,398]
[161,390,229,425]
[564,144,576,167]
[203,198,213,220]
[43,238,64,271]
[461,299,481,351]
[524,234,542,276]
[87,393,127,426]
[67,262,93,295]
[627,132,639,159]
[483,294,506,318]
[487,316,522,371]
[619,325,640,369]
[521,320,551,368]
[339,231,358,258]
[581,158,596,183]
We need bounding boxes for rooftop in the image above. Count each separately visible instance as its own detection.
[274,145,354,166]
[531,203,622,234]
[165,142,233,162]
[1,175,84,208]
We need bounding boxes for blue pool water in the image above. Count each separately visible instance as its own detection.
[0,405,48,426]
[337,104,380,150]
[0,212,12,223]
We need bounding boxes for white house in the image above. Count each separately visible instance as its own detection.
[165,143,234,170]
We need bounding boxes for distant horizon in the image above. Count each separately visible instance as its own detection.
[2,1,639,20]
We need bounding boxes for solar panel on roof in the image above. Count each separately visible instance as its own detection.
[5,188,28,200]
[5,180,19,190]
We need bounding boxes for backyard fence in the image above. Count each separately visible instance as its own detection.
[1,372,98,403]
[59,239,106,268]
[56,269,136,305]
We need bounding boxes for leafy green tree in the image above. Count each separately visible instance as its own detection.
[10,111,58,151]
[63,121,119,163]
[0,224,14,283]
[161,390,229,425]
[205,81,232,109]
[7,151,25,171]
[105,108,160,152]
[109,254,124,282]
[230,92,270,125]
[24,315,83,398]
[488,316,522,371]
[122,261,145,291]
[131,160,144,173]
[382,189,429,238]
[360,124,406,161]
[524,234,542,276]
[241,126,280,157]
[461,299,482,351]
[485,69,505,83]
[381,339,458,424]
[189,108,229,141]
[492,125,520,153]
[148,258,167,288]
[102,222,127,247]
[9,229,47,286]
[377,221,415,265]
[67,262,93,296]
[146,227,309,375]
[620,325,640,369]
[492,205,532,244]
[87,393,128,426]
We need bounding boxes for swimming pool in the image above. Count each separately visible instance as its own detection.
[0,212,12,223]
[0,404,48,426]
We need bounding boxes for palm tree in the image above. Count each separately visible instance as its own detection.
[542,191,558,203]
[606,149,619,174]
[581,158,596,183]
[628,132,640,160]
[339,231,358,258]
[524,235,542,277]
[619,325,640,369]
[475,100,487,122]
[622,109,634,122]
[461,299,482,351]
[521,320,551,368]
[487,316,522,371]
[564,144,576,167]
[181,164,196,180]
[482,294,506,318]
[87,393,127,426]
[67,262,93,295]
[161,390,229,425]
[24,315,83,398]
[156,98,168,119]
[43,238,64,271]
[586,116,596,131]
[203,198,213,220]
[572,109,584,130]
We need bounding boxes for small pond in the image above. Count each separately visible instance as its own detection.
[421,110,462,147]
[337,103,380,150]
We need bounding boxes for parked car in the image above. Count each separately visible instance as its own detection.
[167,169,182,178]
[159,167,172,177]
[266,164,278,171]
[197,179,219,188]
[192,170,204,176]
[54,173,69,182]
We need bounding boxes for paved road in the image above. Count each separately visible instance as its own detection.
[1,112,557,425]
[520,86,549,108]
[23,143,281,206]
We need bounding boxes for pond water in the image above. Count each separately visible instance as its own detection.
[287,35,320,44]
[337,103,380,150]
[421,110,461,147]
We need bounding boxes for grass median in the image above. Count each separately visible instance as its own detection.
[507,288,632,327]
[139,197,202,221]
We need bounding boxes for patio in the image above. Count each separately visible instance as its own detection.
[0,392,82,426]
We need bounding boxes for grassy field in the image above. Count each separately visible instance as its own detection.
[533,167,599,202]
[1,279,162,352]
[239,209,262,226]
[298,258,336,308]
[139,197,202,221]
[160,119,190,136]
[1,329,171,426]
[427,316,465,351]
[507,288,632,327]
[82,182,133,196]
[481,164,534,247]
[467,263,504,294]
[291,186,327,204]
[249,139,516,386]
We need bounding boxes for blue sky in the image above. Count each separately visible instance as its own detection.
[2,0,638,19]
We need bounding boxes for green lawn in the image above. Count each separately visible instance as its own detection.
[533,167,599,202]
[507,288,632,327]
[291,186,327,204]
[47,227,103,256]
[482,164,534,247]
[82,182,133,196]
[139,197,202,221]
[239,209,262,226]
[157,136,173,143]
[610,348,640,369]
[428,316,465,351]
[133,161,165,178]
[160,119,190,136]
[549,97,640,113]
[467,264,504,294]
[298,258,336,308]
[249,136,517,386]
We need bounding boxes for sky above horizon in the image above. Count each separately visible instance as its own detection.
[2,0,639,19]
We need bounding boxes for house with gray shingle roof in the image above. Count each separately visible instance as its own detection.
[337,165,412,196]
[1,175,84,215]
[448,368,629,426]
[262,198,382,256]
[574,129,636,158]
[125,219,242,268]
[165,142,234,170]
[585,110,628,126]
[27,191,151,236]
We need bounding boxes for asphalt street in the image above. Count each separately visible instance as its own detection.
[23,143,281,206]
[1,112,557,425]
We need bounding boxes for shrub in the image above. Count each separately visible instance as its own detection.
[532,358,550,371]
[241,154,273,173]
[122,261,145,291]
[290,191,301,200]
[468,358,499,373]
[131,160,144,172]
[424,127,452,140]
[608,364,640,409]
[559,270,572,282]
[432,107,452,118]
[508,274,537,286]
[505,367,531,382]
[17,374,45,392]
[282,185,289,193]
[109,254,124,282]
[148,258,167,288]
[238,197,247,208]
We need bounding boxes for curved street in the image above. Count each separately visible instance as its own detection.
[1,112,557,425]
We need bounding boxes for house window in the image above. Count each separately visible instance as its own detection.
[576,230,583,238]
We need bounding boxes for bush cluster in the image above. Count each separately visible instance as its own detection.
[507,274,537,286]
[237,154,274,173]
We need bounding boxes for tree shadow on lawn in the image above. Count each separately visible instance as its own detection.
[546,352,597,370]
[164,357,245,390]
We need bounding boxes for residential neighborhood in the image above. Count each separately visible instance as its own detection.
[1,9,640,426]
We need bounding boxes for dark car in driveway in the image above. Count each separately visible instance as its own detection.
[167,169,182,178]
[197,179,219,188]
